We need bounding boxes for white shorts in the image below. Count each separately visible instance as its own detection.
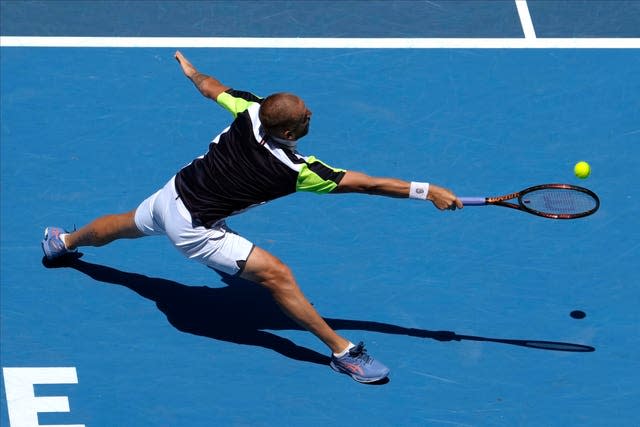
[134,177,254,275]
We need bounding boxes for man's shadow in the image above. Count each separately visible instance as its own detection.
[46,255,594,367]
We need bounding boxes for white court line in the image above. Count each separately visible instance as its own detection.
[1,36,639,48]
[515,0,537,39]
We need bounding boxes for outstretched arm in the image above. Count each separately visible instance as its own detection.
[174,50,229,100]
[334,170,463,210]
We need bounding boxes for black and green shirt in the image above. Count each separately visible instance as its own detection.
[175,90,346,228]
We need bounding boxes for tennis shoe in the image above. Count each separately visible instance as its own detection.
[41,227,75,260]
[329,342,389,383]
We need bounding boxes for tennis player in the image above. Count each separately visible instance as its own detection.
[42,51,462,383]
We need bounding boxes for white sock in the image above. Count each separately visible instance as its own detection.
[60,233,70,249]
[333,342,355,358]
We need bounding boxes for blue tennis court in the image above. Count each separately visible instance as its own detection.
[2,1,639,426]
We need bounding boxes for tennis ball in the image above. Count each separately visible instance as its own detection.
[574,161,591,179]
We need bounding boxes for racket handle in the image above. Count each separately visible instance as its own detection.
[459,197,486,206]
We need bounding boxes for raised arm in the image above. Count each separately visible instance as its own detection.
[334,170,463,210]
[174,51,230,100]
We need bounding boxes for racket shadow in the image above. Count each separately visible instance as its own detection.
[44,255,594,368]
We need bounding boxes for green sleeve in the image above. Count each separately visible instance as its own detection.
[216,90,262,118]
[296,156,346,194]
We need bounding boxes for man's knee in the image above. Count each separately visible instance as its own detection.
[270,259,294,283]
[109,210,144,238]
[242,247,295,289]
[258,258,294,290]
[87,211,142,245]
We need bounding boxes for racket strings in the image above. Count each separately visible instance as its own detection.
[522,189,598,215]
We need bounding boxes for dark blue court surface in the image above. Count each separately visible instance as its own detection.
[2,1,639,426]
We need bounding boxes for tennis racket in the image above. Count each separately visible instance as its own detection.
[460,183,600,219]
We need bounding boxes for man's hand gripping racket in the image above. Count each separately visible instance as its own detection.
[428,184,464,211]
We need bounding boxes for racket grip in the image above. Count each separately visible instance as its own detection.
[459,197,486,206]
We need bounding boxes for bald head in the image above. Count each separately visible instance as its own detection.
[259,93,312,141]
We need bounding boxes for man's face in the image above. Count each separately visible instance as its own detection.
[289,98,312,140]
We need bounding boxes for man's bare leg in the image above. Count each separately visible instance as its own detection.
[240,246,350,354]
[64,210,145,250]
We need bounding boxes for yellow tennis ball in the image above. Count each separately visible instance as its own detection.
[574,161,591,179]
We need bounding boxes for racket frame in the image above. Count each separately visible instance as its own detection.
[468,184,600,219]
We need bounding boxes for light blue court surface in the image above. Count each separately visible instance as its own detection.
[1,2,640,426]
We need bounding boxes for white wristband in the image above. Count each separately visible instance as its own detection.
[409,181,430,200]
